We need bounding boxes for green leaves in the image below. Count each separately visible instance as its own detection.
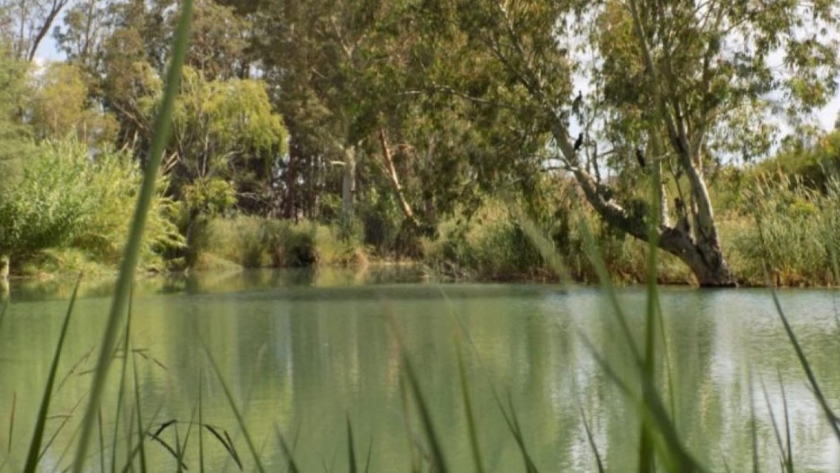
[0,141,182,266]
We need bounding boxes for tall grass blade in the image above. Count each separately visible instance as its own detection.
[392,322,448,473]
[778,371,793,472]
[23,274,81,473]
[131,354,148,473]
[8,392,15,455]
[578,403,605,473]
[638,160,663,473]
[97,409,105,473]
[755,219,840,441]
[577,331,704,472]
[769,288,840,440]
[118,399,165,472]
[178,405,198,473]
[72,0,194,469]
[748,371,760,473]
[760,375,786,469]
[148,430,187,469]
[37,393,85,463]
[398,374,421,473]
[364,435,373,473]
[576,213,641,363]
[347,415,357,473]
[275,426,299,473]
[494,393,538,473]
[174,422,185,473]
[456,343,484,473]
[203,424,242,470]
[112,294,133,472]
[199,370,205,473]
[201,339,264,473]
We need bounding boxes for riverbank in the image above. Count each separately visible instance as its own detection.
[5,176,840,288]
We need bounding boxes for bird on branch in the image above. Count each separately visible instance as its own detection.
[635,147,646,168]
[573,133,584,152]
[572,91,583,114]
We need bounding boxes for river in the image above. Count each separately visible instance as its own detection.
[1,268,839,471]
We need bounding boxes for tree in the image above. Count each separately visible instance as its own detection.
[427,0,839,286]
[0,0,71,60]
[28,62,117,145]
[0,44,34,187]
[151,66,287,215]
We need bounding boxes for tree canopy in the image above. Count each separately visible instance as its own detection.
[1,0,839,284]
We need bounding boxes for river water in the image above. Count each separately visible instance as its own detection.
[1,268,839,471]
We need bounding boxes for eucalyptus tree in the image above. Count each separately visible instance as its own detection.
[0,44,33,186]
[0,0,70,60]
[430,0,839,286]
[254,0,525,244]
[28,62,117,145]
[254,0,388,225]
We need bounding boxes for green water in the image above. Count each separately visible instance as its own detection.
[1,269,840,471]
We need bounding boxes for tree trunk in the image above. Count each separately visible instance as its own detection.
[377,128,419,227]
[341,146,356,225]
[283,134,299,221]
[566,150,735,287]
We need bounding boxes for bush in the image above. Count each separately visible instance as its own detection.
[423,197,694,284]
[199,217,366,268]
[423,202,547,280]
[725,174,840,286]
[205,216,268,268]
[0,140,182,272]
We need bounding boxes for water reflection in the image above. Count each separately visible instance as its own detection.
[0,273,839,471]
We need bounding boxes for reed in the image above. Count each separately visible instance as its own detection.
[70,0,194,470]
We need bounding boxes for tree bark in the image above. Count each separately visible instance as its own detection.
[568,160,735,287]
[377,128,419,227]
[341,145,356,224]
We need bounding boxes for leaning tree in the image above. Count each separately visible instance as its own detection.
[424,0,839,286]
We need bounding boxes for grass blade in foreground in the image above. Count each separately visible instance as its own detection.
[389,317,449,473]
[347,416,357,473]
[275,426,300,473]
[201,338,265,472]
[456,342,484,473]
[578,402,605,473]
[23,275,81,473]
[71,0,194,470]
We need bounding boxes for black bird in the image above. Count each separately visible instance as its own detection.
[572,91,583,114]
[573,133,584,152]
[635,147,646,168]
[675,197,691,233]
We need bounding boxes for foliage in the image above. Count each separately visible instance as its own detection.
[199,216,365,269]
[0,46,35,187]
[748,129,840,192]
[726,174,840,286]
[159,66,288,215]
[0,140,182,271]
[28,62,117,145]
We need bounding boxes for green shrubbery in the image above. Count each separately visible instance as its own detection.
[422,199,693,284]
[0,140,182,274]
[195,216,365,269]
[723,174,840,286]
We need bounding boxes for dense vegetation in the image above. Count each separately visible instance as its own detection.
[1,0,840,286]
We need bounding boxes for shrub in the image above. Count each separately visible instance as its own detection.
[199,217,366,268]
[726,174,840,286]
[0,140,183,272]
